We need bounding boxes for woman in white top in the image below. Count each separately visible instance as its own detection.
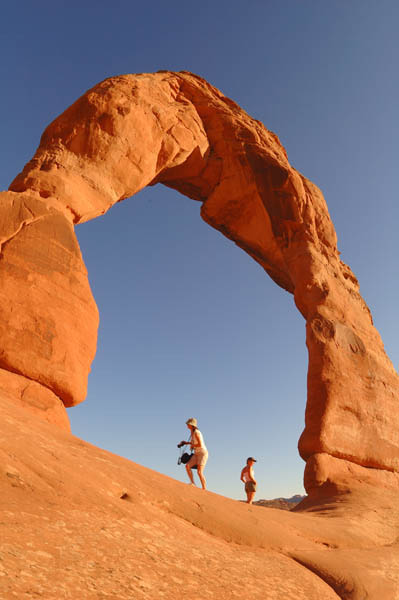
[240,457,257,504]
[181,417,208,490]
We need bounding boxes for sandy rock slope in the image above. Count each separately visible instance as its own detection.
[1,393,398,600]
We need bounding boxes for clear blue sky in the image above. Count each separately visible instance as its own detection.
[1,1,398,499]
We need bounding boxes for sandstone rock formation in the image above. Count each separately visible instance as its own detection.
[0,368,70,431]
[3,71,399,497]
[0,191,98,429]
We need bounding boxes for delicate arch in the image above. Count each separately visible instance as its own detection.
[3,71,398,491]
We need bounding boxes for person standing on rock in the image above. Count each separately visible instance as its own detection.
[240,457,257,504]
[179,418,208,490]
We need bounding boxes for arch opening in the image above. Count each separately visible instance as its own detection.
[70,184,307,498]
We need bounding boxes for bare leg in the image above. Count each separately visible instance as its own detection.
[185,463,195,484]
[197,465,207,490]
[246,491,255,504]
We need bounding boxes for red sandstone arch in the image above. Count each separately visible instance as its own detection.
[2,71,399,493]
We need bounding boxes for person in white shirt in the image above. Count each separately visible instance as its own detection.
[180,417,208,490]
[240,457,257,504]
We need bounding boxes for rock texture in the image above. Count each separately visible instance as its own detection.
[0,191,98,420]
[1,392,399,599]
[0,368,70,431]
[3,71,399,491]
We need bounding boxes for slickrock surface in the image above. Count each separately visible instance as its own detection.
[4,71,399,493]
[1,393,399,600]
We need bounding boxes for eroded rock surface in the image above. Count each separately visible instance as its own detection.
[0,191,98,419]
[3,71,399,490]
[0,368,70,430]
[1,393,398,600]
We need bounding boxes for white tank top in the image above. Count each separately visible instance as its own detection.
[191,429,207,453]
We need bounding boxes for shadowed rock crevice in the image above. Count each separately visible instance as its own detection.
[2,71,398,496]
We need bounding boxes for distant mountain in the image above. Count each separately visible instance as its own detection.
[254,494,306,511]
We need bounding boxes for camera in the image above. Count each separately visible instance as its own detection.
[177,441,185,448]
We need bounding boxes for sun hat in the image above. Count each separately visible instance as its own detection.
[186,418,197,427]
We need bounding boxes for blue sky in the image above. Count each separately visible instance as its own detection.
[1,1,398,499]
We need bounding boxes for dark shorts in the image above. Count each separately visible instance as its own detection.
[245,481,257,493]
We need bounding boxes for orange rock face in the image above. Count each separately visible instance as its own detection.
[0,368,70,430]
[4,71,399,489]
[0,191,98,424]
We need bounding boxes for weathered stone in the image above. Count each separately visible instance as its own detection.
[0,368,70,430]
[1,391,399,600]
[5,71,399,485]
[1,71,399,599]
[304,452,399,498]
[0,191,98,410]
